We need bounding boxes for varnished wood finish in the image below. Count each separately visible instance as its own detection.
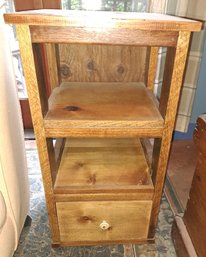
[30,26,178,46]
[47,138,65,185]
[15,24,60,243]
[46,138,57,186]
[20,99,33,129]
[14,0,43,11]
[58,239,154,247]
[54,138,153,194]
[183,115,206,257]
[54,138,65,168]
[56,200,152,245]
[44,82,163,137]
[159,47,176,118]
[149,31,191,237]
[7,10,201,247]
[42,0,61,9]
[172,217,191,257]
[45,127,163,138]
[14,0,61,129]
[54,191,154,202]
[59,44,147,83]
[193,115,206,154]
[4,10,202,31]
[147,47,159,91]
[32,43,48,116]
[44,43,60,92]
[14,0,61,11]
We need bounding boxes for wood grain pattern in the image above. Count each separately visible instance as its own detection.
[46,138,57,186]
[149,31,191,237]
[4,11,202,32]
[44,127,163,138]
[56,200,152,244]
[54,138,65,168]
[54,191,154,202]
[59,44,147,82]
[30,26,178,46]
[183,115,206,257]
[20,99,33,129]
[44,82,163,137]
[32,43,48,115]
[44,43,60,91]
[193,115,206,154]
[11,10,199,247]
[54,138,153,194]
[147,47,159,91]
[42,0,61,9]
[172,217,190,257]
[16,24,60,243]
[159,47,176,118]
[14,0,61,11]
[49,138,66,184]
[14,0,43,11]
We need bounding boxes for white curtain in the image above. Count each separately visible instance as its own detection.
[149,0,167,13]
[168,0,206,132]
[149,0,205,132]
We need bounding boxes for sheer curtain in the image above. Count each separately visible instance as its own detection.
[149,0,166,13]
[167,0,206,132]
[149,0,205,132]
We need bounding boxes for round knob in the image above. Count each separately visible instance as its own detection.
[99,220,110,230]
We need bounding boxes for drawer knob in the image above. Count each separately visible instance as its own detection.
[99,220,110,230]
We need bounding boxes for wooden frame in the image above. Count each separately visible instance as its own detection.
[4,10,202,246]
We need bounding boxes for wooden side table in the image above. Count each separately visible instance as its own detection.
[4,10,202,246]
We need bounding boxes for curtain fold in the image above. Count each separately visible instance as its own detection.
[149,0,205,132]
[149,0,166,13]
[168,0,206,132]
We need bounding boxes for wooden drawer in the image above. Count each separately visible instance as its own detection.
[56,200,152,245]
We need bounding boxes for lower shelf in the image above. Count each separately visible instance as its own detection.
[56,200,152,245]
[54,138,154,194]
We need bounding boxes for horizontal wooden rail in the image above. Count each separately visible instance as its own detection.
[30,26,178,46]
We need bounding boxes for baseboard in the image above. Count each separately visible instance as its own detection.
[164,176,184,215]
[173,123,196,140]
[172,216,197,257]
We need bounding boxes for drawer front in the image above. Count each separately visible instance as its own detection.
[56,200,152,244]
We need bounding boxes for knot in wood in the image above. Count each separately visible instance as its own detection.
[64,106,80,112]
[87,60,96,71]
[60,64,72,79]
[117,64,125,74]
[78,215,93,223]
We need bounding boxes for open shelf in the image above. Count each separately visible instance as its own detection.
[44,82,164,137]
[6,8,201,246]
[54,138,154,194]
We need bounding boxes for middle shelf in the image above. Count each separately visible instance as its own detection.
[44,82,164,138]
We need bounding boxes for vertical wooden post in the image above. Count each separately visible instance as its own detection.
[147,47,159,91]
[44,43,61,94]
[16,24,60,243]
[149,31,191,237]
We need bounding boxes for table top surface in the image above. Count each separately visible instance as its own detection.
[4,10,202,31]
